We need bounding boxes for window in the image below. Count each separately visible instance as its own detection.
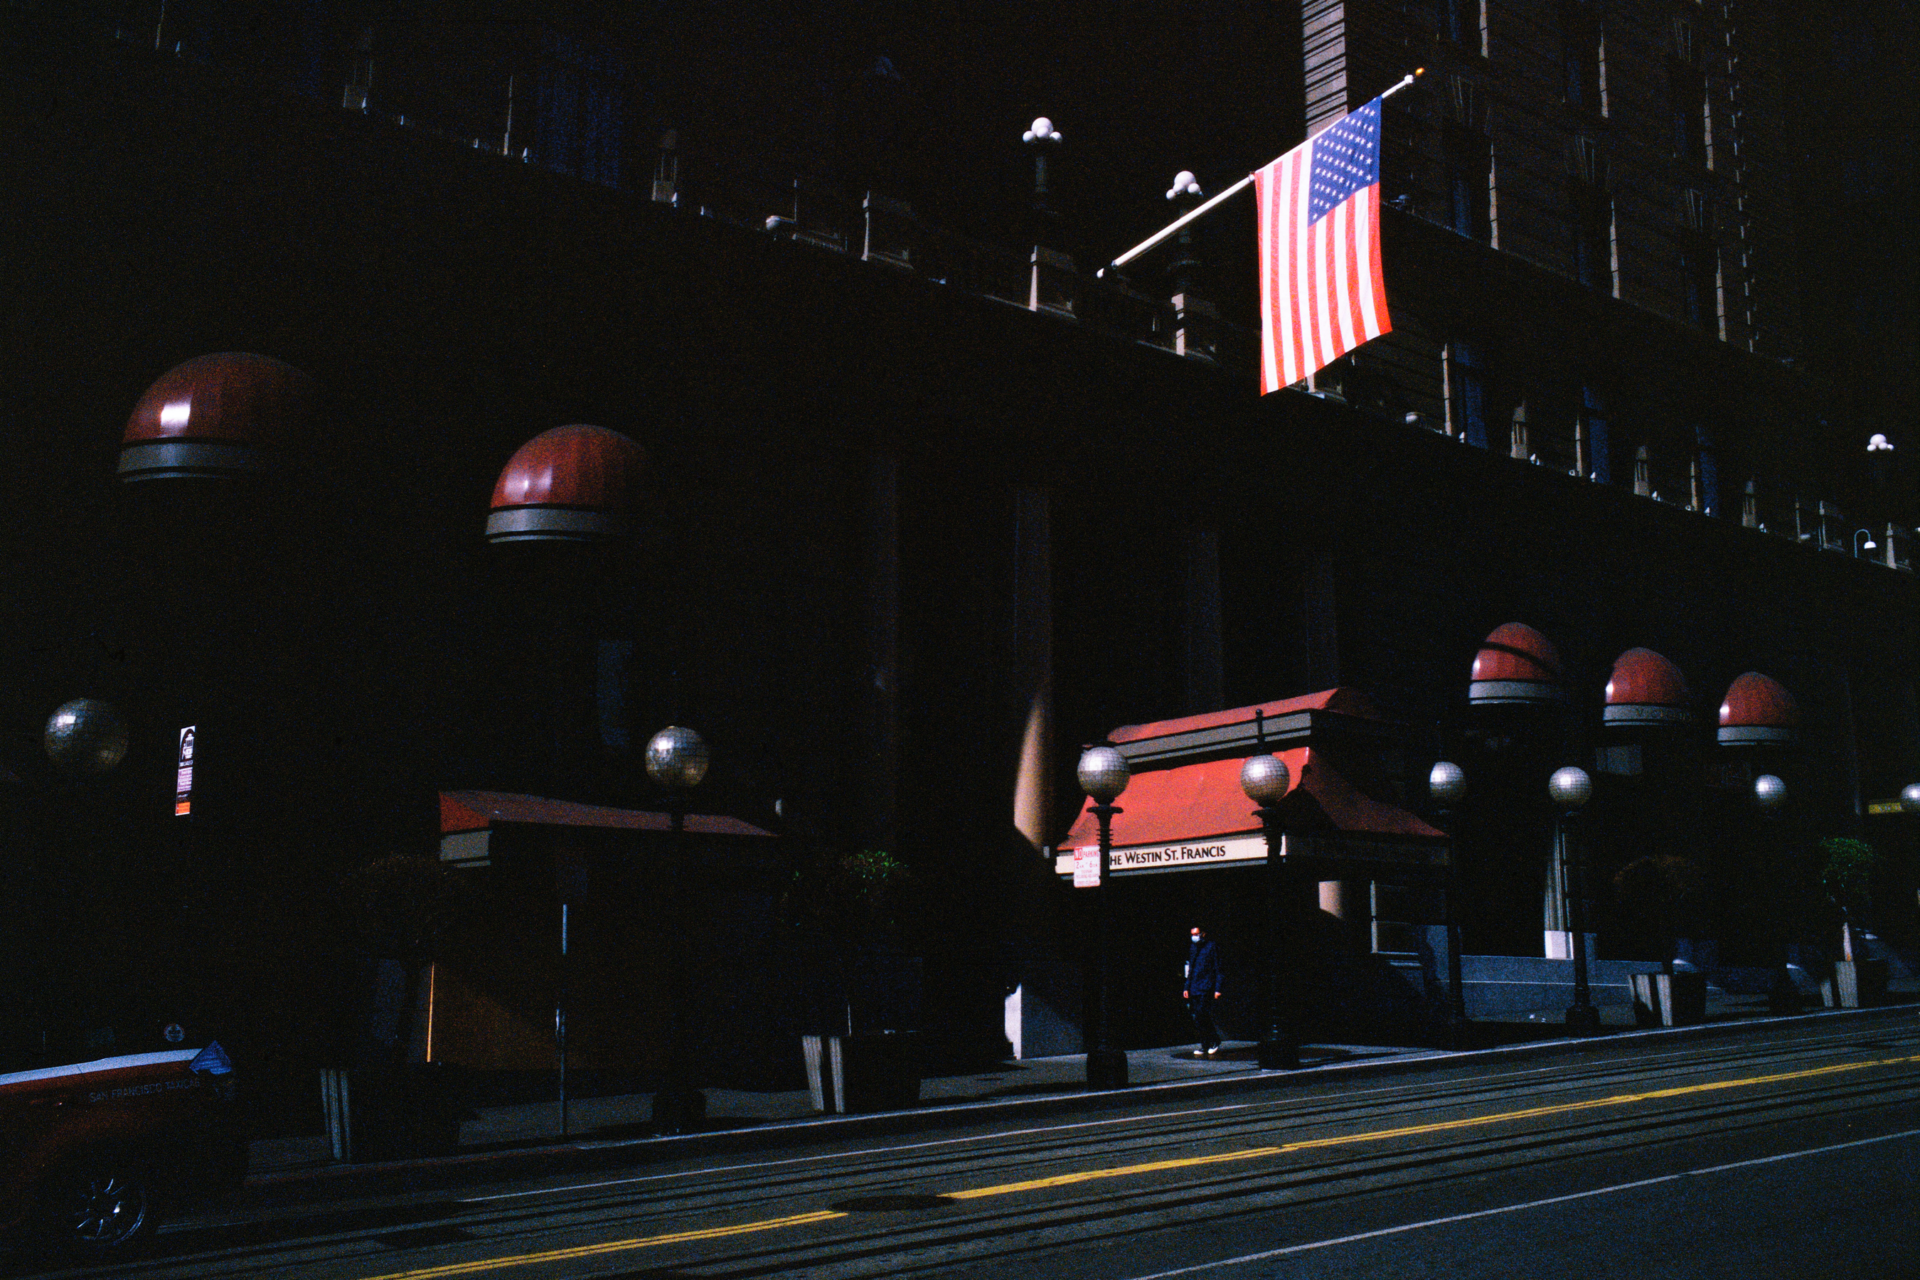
[1571,138,1613,291]
[1691,424,1720,515]
[1443,124,1492,242]
[1562,1,1604,114]
[1571,190,1613,291]
[1642,439,1690,503]
[1669,60,1706,163]
[1679,191,1719,331]
[1446,341,1490,447]
[533,28,629,187]
[1437,0,1471,46]
[1577,384,1610,482]
[1532,394,1581,476]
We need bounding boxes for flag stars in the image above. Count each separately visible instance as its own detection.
[1308,100,1382,223]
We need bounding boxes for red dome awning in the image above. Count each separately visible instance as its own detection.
[1468,623,1567,705]
[1604,648,1692,726]
[1719,672,1798,745]
[486,425,645,542]
[118,353,313,481]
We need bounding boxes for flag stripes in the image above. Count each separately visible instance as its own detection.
[1254,99,1391,394]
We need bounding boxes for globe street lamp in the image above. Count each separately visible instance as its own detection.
[646,726,712,813]
[1240,753,1297,1069]
[647,725,710,1133]
[1428,761,1469,1040]
[43,698,131,777]
[1078,745,1129,1089]
[1549,767,1601,1033]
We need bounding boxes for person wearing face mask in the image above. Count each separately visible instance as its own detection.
[1182,926,1224,1057]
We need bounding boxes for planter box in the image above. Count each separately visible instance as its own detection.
[802,1032,921,1114]
[1822,959,1889,1009]
[321,1062,464,1162]
[1629,972,1707,1027]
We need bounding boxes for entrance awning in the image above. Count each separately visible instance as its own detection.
[1055,747,1444,880]
[439,790,775,868]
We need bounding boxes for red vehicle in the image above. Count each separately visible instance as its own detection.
[0,1040,245,1260]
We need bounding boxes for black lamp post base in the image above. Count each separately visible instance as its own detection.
[1564,1004,1603,1034]
[1443,1014,1472,1051]
[1768,970,1803,1016]
[651,1087,707,1134]
[1257,1036,1299,1070]
[1085,1047,1129,1090]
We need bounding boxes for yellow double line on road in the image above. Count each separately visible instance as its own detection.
[362,1050,1920,1280]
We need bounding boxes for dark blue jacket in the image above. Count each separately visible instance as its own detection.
[1185,939,1222,995]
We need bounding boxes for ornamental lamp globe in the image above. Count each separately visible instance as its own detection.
[1429,761,1467,807]
[1077,746,1130,804]
[645,726,710,790]
[1239,753,1290,805]
[1754,774,1788,813]
[44,698,130,776]
[1548,766,1592,811]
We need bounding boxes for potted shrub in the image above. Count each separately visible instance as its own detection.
[781,847,923,1113]
[1613,855,1708,1026]
[1817,837,1886,1008]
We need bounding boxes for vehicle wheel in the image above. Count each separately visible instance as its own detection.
[44,1160,157,1261]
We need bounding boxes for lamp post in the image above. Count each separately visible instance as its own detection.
[1752,773,1798,1015]
[1023,116,1064,222]
[1239,753,1296,1069]
[1078,745,1130,1089]
[1549,767,1601,1033]
[647,725,710,1133]
[1428,761,1469,1041]
[1852,528,1879,557]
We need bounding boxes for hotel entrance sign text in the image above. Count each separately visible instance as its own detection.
[1056,833,1274,882]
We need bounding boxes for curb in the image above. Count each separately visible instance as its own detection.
[234,1002,1920,1209]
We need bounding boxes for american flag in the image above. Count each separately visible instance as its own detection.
[1254,98,1391,393]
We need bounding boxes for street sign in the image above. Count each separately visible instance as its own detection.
[1073,847,1101,887]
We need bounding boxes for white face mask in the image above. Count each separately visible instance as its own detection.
[1190,933,1202,943]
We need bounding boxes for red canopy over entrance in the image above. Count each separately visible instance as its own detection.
[1056,693,1444,880]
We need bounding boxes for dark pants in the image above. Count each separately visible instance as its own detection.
[1188,993,1221,1050]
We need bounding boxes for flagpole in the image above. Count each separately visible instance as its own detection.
[1096,69,1423,278]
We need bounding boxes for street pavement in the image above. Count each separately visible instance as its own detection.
[13,1003,1917,1279]
[240,980,1918,1208]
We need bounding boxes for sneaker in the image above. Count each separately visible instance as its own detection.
[1206,1045,1220,1056]
[1191,1049,1207,1058]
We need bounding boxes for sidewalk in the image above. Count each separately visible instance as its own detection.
[249,1038,1419,1182]
[240,983,1919,1206]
